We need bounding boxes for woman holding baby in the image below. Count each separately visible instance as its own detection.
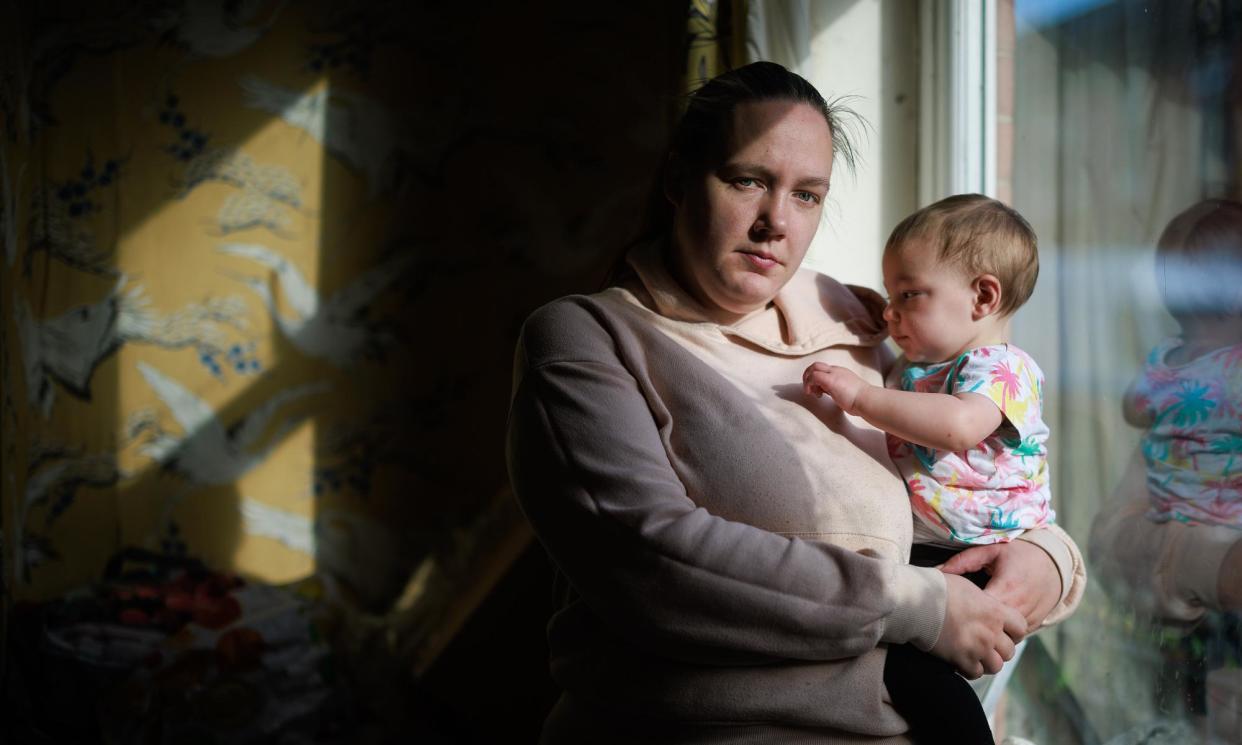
[506,61,1086,743]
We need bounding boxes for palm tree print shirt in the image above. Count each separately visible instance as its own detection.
[1128,338,1242,529]
[886,344,1054,545]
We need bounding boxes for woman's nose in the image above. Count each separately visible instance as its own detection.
[751,194,788,241]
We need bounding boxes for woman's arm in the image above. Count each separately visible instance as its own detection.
[509,300,1024,668]
[803,363,1002,451]
[1089,446,1242,620]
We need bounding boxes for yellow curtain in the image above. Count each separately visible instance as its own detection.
[0,4,686,680]
[685,0,748,93]
[0,2,523,614]
[1,4,361,601]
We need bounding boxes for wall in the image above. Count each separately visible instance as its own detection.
[796,0,921,291]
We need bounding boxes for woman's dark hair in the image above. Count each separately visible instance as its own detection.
[606,61,862,286]
[669,60,858,184]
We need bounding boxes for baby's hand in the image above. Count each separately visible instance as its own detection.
[802,363,869,414]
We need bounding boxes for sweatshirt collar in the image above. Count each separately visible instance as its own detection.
[624,240,888,355]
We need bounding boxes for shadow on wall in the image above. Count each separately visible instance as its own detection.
[1,0,686,741]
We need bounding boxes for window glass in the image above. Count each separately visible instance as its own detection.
[1008,1,1242,742]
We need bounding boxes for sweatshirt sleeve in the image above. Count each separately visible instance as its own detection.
[1016,524,1086,628]
[506,300,946,665]
[1089,446,1240,623]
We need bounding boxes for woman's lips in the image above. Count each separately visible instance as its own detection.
[741,251,779,270]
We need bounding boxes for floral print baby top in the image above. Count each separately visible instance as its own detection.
[886,344,1054,545]
[1128,339,1242,529]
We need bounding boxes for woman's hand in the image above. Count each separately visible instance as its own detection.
[803,363,868,414]
[930,573,1027,678]
[941,540,1061,628]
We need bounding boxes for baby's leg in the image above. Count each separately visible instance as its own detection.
[911,543,989,588]
[884,544,994,743]
[884,643,995,744]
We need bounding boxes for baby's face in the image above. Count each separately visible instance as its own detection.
[881,239,981,363]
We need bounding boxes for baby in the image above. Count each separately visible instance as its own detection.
[804,194,1053,549]
[1123,199,1242,531]
[803,193,1053,744]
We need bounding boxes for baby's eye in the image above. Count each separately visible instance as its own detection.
[793,190,820,205]
[900,291,921,300]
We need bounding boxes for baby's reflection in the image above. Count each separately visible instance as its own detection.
[1124,199,1242,529]
[1119,199,1242,741]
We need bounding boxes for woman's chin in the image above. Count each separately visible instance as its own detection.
[721,292,777,316]
[726,273,787,308]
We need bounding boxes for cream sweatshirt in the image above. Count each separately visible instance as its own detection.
[507,242,1085,743]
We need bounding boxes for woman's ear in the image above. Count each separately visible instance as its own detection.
[972,274,1003,319]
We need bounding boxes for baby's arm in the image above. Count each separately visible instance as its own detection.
[803,363,1003,451]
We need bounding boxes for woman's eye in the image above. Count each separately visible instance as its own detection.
[793,191,820,205]
[734,177,759,189]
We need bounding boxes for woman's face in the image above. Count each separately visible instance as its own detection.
[670,100,834,322]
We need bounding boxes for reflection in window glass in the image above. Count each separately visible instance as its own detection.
[1008,1,1242,742]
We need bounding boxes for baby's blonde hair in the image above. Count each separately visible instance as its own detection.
[885,194,1039,317]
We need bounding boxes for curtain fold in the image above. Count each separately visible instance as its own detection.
[685,0,749,93]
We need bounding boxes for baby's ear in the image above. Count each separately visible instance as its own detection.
[972,274,1004,319]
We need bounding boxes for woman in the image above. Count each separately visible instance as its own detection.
[507,61,1085,743]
